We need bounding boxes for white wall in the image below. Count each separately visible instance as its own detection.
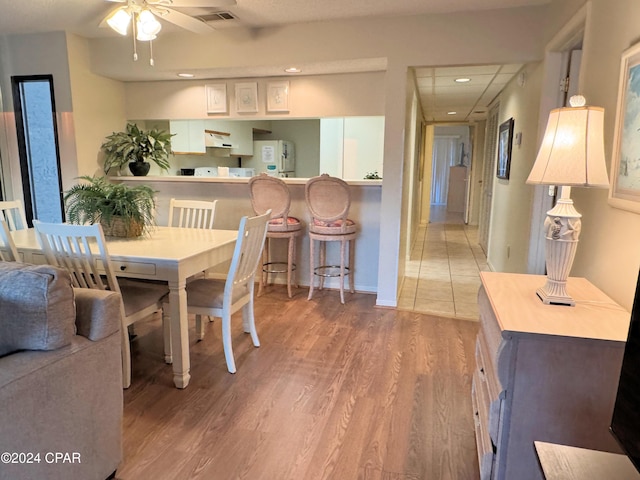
[123,72,385,120]
[486,61,543,273]
[66,34,127,179]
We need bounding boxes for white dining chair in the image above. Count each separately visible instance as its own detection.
[33,221,169,389]
[0,219,19,261]
[162,210,270,373]
[0,200,28,231]
[165,197,220,335]
[167,198,218,229]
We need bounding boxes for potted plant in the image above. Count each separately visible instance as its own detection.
[64,176,156,237]
[101,123,173,176]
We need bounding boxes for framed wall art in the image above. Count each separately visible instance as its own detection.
[267,81,290,112]
[497,118,514,180]
[205,84,227,113]
[235,82,258,113]
[609,41,640,213]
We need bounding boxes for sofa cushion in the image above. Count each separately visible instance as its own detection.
[0,262,76,356]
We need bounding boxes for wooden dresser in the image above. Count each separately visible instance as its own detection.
[473,272,630,480]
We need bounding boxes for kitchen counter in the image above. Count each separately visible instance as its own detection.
[114,175,382,293]
[114,175,382,187]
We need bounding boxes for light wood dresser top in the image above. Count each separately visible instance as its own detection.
[480,272,630,343]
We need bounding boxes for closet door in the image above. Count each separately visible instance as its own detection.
[478,104,499,253]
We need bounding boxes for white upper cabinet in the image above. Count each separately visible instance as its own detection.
[320,116,385,179]
[170,120,206,154]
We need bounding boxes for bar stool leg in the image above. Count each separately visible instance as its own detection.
[293,236,299,289]
[258,239,267,296]
[308,236,315,300]
[339,237,346,304]
[319,241,326,290]
[286,235,294,298]
[349,238,355,294]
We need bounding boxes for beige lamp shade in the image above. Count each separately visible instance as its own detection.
[527,102,609,187]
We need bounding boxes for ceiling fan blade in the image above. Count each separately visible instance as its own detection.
[160,8,216,34]
[153,0,236,7]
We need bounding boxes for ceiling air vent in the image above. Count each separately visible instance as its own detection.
[199,11,237,22]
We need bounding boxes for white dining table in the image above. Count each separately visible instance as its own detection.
[10,226,238,389]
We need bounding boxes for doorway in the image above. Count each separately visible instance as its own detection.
[429,126,471,224]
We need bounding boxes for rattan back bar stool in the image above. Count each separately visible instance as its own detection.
[249,173,302,298]
[305,174,356,304]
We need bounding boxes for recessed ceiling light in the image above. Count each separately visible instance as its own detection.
[177,73,195,78]
[285,67,301,73]
[455,77,471,83]
[447,111,457,115]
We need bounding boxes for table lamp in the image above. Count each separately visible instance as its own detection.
[526,95,609,306]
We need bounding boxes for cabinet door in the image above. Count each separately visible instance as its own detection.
[319,117,384,179]
[170,120,205,154]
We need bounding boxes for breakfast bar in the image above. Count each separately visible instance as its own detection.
[115,176,382,294]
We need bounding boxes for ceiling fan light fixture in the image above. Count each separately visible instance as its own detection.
[136,29,157,42]
[106,8,132,36]
[137,9,162,38]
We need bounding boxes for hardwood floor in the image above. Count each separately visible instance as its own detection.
[118,287,480,480]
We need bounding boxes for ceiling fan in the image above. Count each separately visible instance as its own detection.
[100,0,236,64]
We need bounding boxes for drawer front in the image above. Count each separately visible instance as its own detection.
[472,373,495,480]
[478,286,503,373]
[477,329,502,398]
[98,259,157,277]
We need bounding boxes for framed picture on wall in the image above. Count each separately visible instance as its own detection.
[609,41,640,213]
[497,118,514,180]
[205,84,227,113]
[267,81,290,112]
[235,82,258,113]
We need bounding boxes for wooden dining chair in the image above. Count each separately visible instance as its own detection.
[0,200,28,231]
[0,219,19,261]
[167,198,218,229]
[162,211,270,373]
[33,221,169,389]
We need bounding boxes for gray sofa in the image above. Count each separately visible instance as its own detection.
[0,262,123,480]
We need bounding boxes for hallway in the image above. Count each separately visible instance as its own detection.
[398,206,489,321]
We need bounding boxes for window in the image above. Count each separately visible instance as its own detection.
[12,75,64,225]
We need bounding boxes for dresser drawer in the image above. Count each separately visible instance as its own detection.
[472,373,495,480]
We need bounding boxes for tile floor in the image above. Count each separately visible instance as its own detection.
[398,206,489,321]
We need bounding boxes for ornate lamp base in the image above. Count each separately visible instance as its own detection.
[536,279,577,306]
[538,195,582,307]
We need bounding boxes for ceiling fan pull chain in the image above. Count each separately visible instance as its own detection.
[149,40,154,66]
[132,12,138,61]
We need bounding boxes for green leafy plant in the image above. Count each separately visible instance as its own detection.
[101,123,173,174]
[364,171,382,179]
[64,176,156,237]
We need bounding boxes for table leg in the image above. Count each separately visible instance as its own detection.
[168,278,191,389]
